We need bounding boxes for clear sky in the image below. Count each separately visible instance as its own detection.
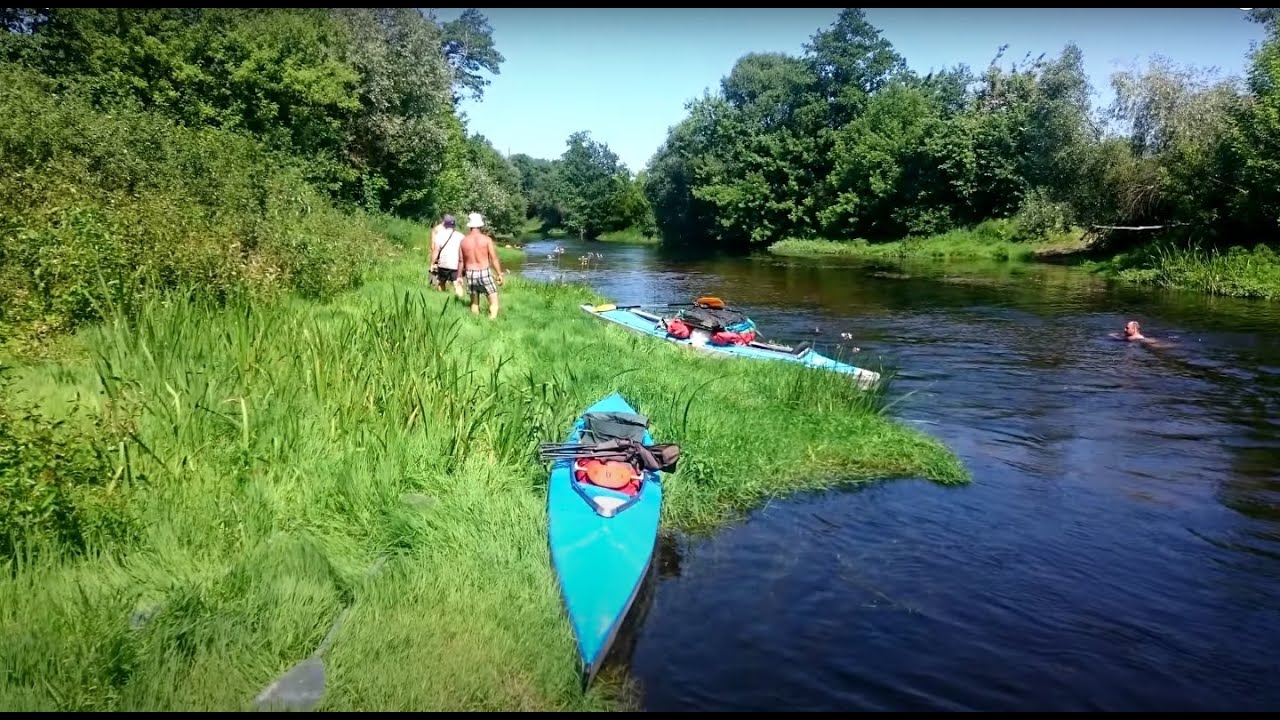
[427,8,1270,173]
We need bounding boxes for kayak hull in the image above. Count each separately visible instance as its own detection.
[580,303,881,390]
[547,392,664,688]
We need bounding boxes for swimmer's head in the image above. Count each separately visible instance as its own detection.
[1124,321,1141,337]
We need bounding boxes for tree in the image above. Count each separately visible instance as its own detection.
[510,153,564,227]
[335,7,458,214]
[557,131,628,240]
[433,8,504,103]
[802,8,906,127]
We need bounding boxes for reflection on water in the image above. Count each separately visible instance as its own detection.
[518,236,1280,711]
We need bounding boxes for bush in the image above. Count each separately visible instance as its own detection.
[0,62,386,349]
[0,375,140,561]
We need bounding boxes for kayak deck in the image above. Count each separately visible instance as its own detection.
[580,303,881,390]
[546,392,664,688]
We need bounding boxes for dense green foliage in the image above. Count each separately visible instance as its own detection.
[641,9,1280,257]
[510,134,657,242]
[0,8,527,347]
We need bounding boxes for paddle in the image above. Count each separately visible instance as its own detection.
[592,296,725,313]
[252,554,390,711]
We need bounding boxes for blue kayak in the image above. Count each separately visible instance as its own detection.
[579,303,881,390]
[546,392,665,688]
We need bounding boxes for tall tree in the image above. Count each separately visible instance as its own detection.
[434,7,504,103]
[803,7,906,128]
[557,130,628,240]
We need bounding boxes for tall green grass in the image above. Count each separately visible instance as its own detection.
[768,219,1087,262]
[1091,240,1280,300]
[0,259,966,711]
[364,214,434,250]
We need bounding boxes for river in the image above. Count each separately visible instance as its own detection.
[515,235,1280,712]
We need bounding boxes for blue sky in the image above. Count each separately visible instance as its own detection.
[427,8,1270,173]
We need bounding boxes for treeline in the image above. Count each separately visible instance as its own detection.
[510,131,656,241]
[0,8,526,346]
[641,8,1280,254]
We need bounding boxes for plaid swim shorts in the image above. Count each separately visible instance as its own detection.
[466,268,498,295]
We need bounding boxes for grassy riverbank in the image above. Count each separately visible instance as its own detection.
[519,218,570,240]
[767,220,1280,301]
[517,219,657,246]
[0,252,967,712]
[596,227,659,245]
[767,219,1089,263]
[1081,241,1280,300]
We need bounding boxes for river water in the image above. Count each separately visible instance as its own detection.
[516,236,1280,712]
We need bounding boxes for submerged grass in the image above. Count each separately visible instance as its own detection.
[0,256,967,711]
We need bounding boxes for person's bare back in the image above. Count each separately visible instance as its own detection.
[459,212,504,318]
[459,230,495,271]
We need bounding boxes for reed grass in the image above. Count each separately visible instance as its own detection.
[0,257,966,711]
[1091,240,1280,300]
[768,219,1087,263]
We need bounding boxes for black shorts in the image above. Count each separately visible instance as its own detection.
[434,267,458,282]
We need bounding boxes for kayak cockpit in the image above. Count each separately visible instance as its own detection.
[571,480,644,518]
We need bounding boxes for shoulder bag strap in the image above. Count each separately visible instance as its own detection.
[434,229,460,265]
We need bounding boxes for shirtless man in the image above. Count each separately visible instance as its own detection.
[459,212,505,319]
[1112,320,1173,348]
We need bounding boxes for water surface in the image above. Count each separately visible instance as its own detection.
[517,237,1280,712]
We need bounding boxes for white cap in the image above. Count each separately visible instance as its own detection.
[467,212,485,228]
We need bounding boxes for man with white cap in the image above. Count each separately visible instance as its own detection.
[459,211,505,319]
[429,213,465,298]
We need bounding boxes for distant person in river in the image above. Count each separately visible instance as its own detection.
[429,214,465,298]
[459,212,505,319]
[1112,320,1173,348]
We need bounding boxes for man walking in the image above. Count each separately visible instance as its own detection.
[459,212,505,319]
[429,214,464,298]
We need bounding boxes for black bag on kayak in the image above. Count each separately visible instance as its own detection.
[677,306,753,333]
[634,441,680,473]
[537,438,681,474]
[582,411,649,443]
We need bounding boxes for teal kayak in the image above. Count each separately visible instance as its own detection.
[546,392,666,688]
[579,303,881,390]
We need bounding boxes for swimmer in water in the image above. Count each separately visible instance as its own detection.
[1111,320,1173,348]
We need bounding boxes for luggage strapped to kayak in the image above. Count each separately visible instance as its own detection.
[663,302,759,347]
[539,411,681,515]
[579,411,650,444]
[677,305,755,334]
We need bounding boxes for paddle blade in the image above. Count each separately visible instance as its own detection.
[594,303,617,312]
[695,296,724,309]
[254,656,326,711]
